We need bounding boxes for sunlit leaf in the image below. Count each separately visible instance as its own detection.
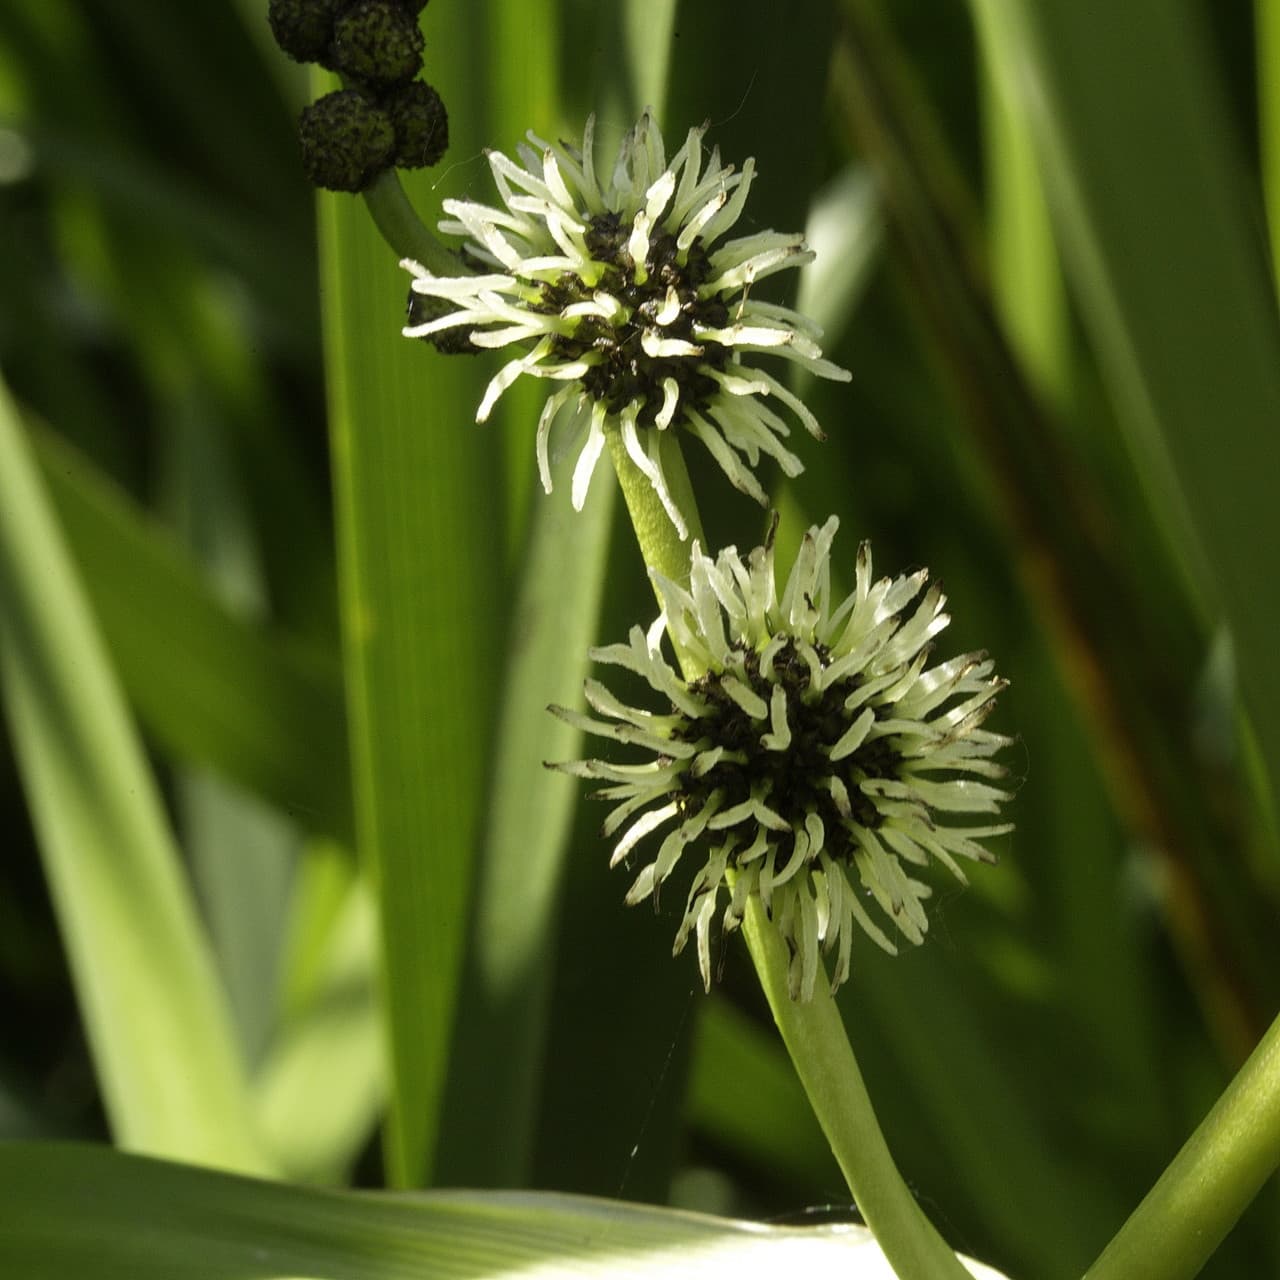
[0,1143,1012,1280]
[0,376,267,1174]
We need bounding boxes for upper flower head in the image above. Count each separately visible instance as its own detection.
[553,518,1013,1001]
[402,111,850,538]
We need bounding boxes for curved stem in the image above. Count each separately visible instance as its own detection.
[605,426,705,673]
[1083,1010,1280,1280]
[361,170,461,275]
[606,419,701,565]
[605,425,704,583]
[741,898,973,1280]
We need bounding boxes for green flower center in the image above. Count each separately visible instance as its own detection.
[541,212,732,427]
[675,639,905,859]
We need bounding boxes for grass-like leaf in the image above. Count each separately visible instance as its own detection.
[317,16,506,1179]
[0,376,267,1173]
[989,0,1280,825]
[30,422,353,842]
[254,865,383,1183]
[436,458,614,1186]
[970,0,1068,404]
[0,1142,1011,1280]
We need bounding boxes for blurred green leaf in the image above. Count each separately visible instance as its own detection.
[0,1142,1012,1280]
[622,0,678,116]
[846,944,1114,1280]
[987,0,1280,828]
[0,374,267,1173]
[971,1,1068,405]
[794,162,883,369]
[183,772,297,1069]
[254,863,383,1183]
[1262,0,1280,298]
[30,421,353,842]
[839,0,1279,1054]
[436,454,613,1188]
[162,378,301,1071]
[688,998,842,1195]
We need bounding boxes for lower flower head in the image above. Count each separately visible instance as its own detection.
[403,111,850,539]
[553,518,1013,1001]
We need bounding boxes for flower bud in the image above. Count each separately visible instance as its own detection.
[331,0,424,87]
[267,0,341,65]
[385,79,448,169]
[298,88,395,192]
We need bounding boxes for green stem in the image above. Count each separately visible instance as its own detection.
[361,169,460,274]
[741,899,972,1280]
[605,426,704,677]
[1083,1010,1280,1280]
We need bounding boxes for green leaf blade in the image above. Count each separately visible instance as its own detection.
[993,0,1280,819]
[0,376,268,1174]
[30,422,353,843]
[318,41,504,1182]
[0,1142,1013,1280]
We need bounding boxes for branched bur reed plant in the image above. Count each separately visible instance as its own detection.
[269,5,1280,1278]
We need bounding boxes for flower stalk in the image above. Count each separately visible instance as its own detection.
[743,896,974,1280]
[604,424,701,665]
[362,169,460,274]
[1082,1009,1280,1280]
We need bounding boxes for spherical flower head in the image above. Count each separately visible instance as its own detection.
[553,519,1013,1001]
[402,112,851,539]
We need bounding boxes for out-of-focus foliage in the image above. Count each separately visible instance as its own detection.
[0,1141,1017,1280]
[0,2,1277,1279]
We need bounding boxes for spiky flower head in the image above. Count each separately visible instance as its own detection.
[553,518,1013,1001]
[402,112,850,539]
